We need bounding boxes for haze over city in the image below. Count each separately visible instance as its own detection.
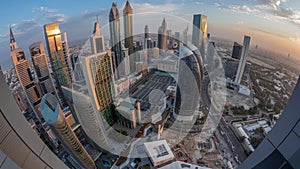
[1,0,300,70]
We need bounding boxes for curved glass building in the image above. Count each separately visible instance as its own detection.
[0,70,68,169]
[40,94,96,169]
[173,43,203,121]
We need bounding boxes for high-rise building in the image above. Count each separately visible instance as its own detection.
[44,22,72,89]
[40,94,96,169]
[232,42,243,60]
[120,47,131,76]
[207,41,215,70]
[182,25,188,45]
[167,29,173,49]
[62,32,73,76]
[29,42,56,96]
[9,26,18,51]
[11,47,42,121]
[12,90,28,112]
[173,32,180,49]
[90,16,105,54]
[192,14,207,58]
[81,50,115,127]
[173,43,203,121]
[123,0,134,55]
[109,2,122,79]
[144,25,152,50]
[235,36,251,84]
[0,69,68,169]
[158,18,167,51]
[61,86,109,151]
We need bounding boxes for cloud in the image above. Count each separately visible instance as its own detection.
[213,2,221,7]
[32,6,58,13]
[14,19,40,32]
[289,37,300,44]
[132,3,178,13]
[228,5,258,14]
[33,6,67,23]
[82,9,109,19]
[235,21,245,25]
[195,1,204,5]
[0,32,9,39]
[253,28,288,38]
[46,13,67,23]
[256,0,287,10]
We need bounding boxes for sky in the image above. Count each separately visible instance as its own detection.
[0,0,300,70]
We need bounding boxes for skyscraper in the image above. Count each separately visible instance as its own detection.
[40,94,96,169]
[62,32,73,75]
[123,0,134,55]
[11,46,42,121]
[144,25,152,50]
[158,18,167,51]
[90,16,105,54]
[81,50,115,127]
[207,41,215,70]
[0,69,68,169]
[9,26,18,51]
[61,86,109,151]
[29,42,56,96]
[182,25,188,45]
[192,14,207,58]
[109,2,122,79]
[174,43,203,121]
[12,90,28,112]
[232,42,243,60]
[235,36,251,84]
[44,22,72,89]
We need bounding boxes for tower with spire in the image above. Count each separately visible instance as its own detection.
[158,17,167,51]
[10,25,18,51]
[90,16,105,54]
[109,2,122,79]
[123,1,133,53]
[10,27,43,122]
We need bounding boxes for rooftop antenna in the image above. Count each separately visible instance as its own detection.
[96,15,99,22]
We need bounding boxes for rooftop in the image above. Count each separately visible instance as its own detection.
[144,140,175,167]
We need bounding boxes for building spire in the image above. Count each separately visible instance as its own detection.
[93,15,100,36]
[109,2,120,22]
[10,25,18,51]
[123,0,133,14]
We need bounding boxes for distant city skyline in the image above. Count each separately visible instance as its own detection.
[1,0,300,70]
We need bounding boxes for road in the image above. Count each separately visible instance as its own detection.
[201,73,247,166]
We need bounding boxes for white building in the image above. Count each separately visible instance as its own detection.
[144,140,175,167]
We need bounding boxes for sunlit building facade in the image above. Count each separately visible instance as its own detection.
[44,22,72,88]
[29,42,56,96]
[123,0,134,55]
[0,70,68,169]
[81,51,115,127]
[109,2,122,79]
[11,48,42,121]
[192,14,207,58]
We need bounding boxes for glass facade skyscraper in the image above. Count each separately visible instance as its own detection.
[109,2,122,79]
[41,94,96,169]
[0,70,68,169]
[192,14,207,58]
[29,42,56,96]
